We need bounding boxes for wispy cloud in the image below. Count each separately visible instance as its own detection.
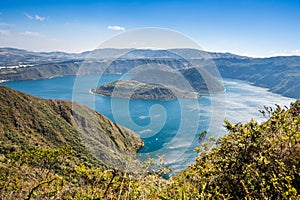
[0,29,10,36]
[25,12,46,21]
[266,49,300,57]
[291,49,300,55]
[0,22,13,27]
[20,31,40,37]
[25,12,34,20]
[35,14,45,21]
[107,25,126,31]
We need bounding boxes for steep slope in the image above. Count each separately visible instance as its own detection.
[182,67,225,93]
[215,57,300,98]
[0,85,143,168]
[130,67,224,94]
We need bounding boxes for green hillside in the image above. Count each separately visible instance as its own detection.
[0,85,145,199]
[175,101,300,199]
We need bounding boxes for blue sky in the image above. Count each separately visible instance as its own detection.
[0,0,300,57]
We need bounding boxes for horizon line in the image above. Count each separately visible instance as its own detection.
[1,46,300,59]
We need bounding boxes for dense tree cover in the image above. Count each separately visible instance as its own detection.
[175,101,300,199]
[0,100,299,199]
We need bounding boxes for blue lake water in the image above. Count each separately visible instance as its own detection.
[2,75,295,172]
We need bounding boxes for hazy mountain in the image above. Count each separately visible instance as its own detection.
[215,57,300,98]
[0,47,245,66]
[0,47,83,66]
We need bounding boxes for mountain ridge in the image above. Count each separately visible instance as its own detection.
[0,85,143,169]
[0,47,299,98]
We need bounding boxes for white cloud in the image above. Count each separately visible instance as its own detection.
[25,12,46,21]
[35,14,45,21]
[107,25,126,31]
[0,29,10,36]
[265,49,300,57]
[291,49,300,55]
[21,31,39,37]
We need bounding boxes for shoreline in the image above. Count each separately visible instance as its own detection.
[90,89,200,101]
[1,74,296,99]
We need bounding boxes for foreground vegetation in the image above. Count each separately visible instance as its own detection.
[176,101,300,199]
[0,86,299,199]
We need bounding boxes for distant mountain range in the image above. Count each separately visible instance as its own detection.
[0,47,299,98]
[0,47,248,66]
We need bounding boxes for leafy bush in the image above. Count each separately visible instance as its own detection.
[177,101,300,199]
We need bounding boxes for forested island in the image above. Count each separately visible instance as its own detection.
[91,79,198,100]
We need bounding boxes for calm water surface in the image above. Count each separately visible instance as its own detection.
[2,75,295,172]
